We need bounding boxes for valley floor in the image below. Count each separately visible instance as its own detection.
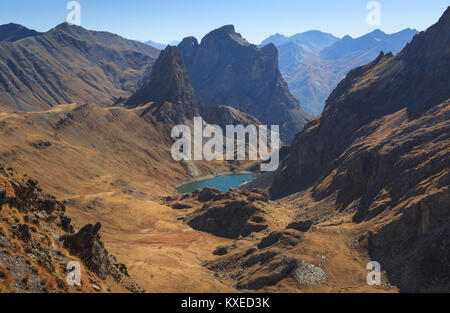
[0,102,402,292]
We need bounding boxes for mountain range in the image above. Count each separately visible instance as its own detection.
[144,40,180,50]
[261,28,418,115]
[0,23,41,42]
[0,6,449,294]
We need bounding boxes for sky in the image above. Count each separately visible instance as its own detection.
[0,0,448,44]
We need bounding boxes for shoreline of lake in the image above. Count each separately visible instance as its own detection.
[175,171,258,194]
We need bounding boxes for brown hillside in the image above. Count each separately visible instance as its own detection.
[0,23,159,112]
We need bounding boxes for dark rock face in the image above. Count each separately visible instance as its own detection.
[167,188,271,239]
[213,246,229,256]
[126,46,201,125]
[270,7,450,292]
[236,257,297,290]
[11,224,32,242]
[126,45,262,129]
[187,200,268,239]
[196,187,222,202]
[257,231,302,249]
[0,190,5,211]
[286,220,313,232]
[177,25,312,140]
[62,222,109,279]
[62,221,137,284]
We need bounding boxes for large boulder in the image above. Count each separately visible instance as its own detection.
[62,222,110,279]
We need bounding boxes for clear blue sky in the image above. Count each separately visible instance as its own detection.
[1,0,448,44]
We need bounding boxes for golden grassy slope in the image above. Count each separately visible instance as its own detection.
[0,103,245,292]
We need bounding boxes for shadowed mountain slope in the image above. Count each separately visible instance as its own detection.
[0,23,159,112]
[270,7,450,292]
[0,23,41,42]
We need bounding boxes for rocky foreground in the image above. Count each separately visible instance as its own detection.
[164,187,394,292]
[0,166,142,293]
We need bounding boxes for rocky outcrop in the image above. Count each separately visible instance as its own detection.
[257,231,302,249]
[0,166,143,293]
[166,188,270,239]
[126,46,201,125]
[286,220,313,232]
[269,7,450,292]
[62,222,109,279]
[177,25,312,140]
[186,200,268,239]
[236,257,297,290]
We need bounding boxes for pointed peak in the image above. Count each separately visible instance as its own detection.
[52,22,85,33]
[436,5,450,26]
[369,28,384,34]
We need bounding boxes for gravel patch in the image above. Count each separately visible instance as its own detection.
[295,261,327,287]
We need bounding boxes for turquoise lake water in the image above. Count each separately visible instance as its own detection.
[176,174,254,194]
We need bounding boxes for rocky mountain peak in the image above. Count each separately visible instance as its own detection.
[125,45,200,125]
[177,25,312,140]
[201,24,249,47]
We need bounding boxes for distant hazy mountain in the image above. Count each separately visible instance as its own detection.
[0,23,41,42]
[259,33,291,48]
[262,28,418,116]
[0,23,159,112]
[321,28,419,60]
[144,40,180,50]
[144,40,166,50]
[178,25,312,140]
[259,30,339,51]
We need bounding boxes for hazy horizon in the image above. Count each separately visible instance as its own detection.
[1,0,448,45]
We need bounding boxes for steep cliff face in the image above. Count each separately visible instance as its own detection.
[0,23,159,112]
[126,46,201,125]
[126,45,261,128]
[270,7,450,292]
[177,25,312,140]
